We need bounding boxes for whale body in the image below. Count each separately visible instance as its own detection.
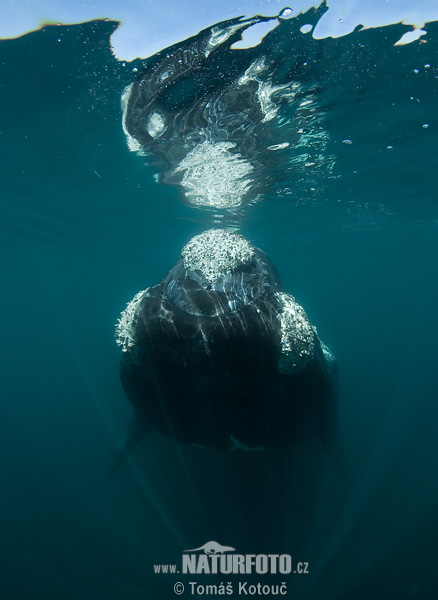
[109,229,337,473]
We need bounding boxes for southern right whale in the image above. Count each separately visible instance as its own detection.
[108,229,338,475]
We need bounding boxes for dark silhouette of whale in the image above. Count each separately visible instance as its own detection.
[108,229,338,476]
[184,541,236,554]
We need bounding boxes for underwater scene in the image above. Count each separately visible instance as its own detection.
[1,1,437,599]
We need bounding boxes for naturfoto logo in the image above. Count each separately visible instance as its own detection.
[182,541,292,575]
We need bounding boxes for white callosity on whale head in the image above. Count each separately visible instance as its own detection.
[115,289,149,353]
[181,229,255,282]
[276,291,316,374]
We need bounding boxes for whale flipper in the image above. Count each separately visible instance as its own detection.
[105,415,152,479]
[320,423,349,484]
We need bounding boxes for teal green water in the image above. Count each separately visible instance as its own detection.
[0,14,437,600]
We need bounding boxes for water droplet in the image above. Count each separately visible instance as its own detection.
[423,124,429,128]
[413,69,419,74]
[339,18,343,23]
[342,139,353,144]
[132,67,138,72]
[425,64,430,69]
[387,145,393,149]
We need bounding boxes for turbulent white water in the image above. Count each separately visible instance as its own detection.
[173,141,255,209]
